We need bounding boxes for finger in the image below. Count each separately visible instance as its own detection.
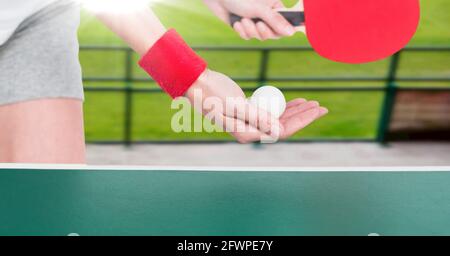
[280,99,308,118]
[256,22,279,40]
[319,107,329,117]
[233,22,250,40]
[224,116,266,144]
[241,18,262,40]
[281,108,322,139]
[244,101,284,138]
[225,98,283,138]
[259,10,296,36]
[222,114,281,144]
[281,100,320,120]
[286,98,307,110]
[281,105,328,127]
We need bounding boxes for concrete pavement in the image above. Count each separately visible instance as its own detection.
[86,142,450,167]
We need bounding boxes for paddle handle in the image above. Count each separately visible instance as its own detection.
[230,11,305,27]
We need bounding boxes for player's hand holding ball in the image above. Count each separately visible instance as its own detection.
[186,69,281,143]
[186,70,328,143]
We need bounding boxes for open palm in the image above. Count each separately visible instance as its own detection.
[279,98,328,140]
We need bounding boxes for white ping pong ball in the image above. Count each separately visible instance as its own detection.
[249,86,287,118]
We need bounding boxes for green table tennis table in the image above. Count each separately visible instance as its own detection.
[1,164,450,236]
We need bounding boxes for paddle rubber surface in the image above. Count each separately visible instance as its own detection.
[305,0,420,63]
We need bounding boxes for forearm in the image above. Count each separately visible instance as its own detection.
[95,8,167,56]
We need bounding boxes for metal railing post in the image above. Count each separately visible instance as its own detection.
[376,52,401,144]
[124,49,133,146]
[258,49,270,86]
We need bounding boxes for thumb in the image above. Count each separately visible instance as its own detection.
[215,7,231,24]
[205,1,230,24]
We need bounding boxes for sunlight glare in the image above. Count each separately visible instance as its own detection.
[81,0,159,14]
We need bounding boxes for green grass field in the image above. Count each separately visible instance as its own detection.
[78,0,450,142]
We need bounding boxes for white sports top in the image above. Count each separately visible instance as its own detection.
[0,0,57,45]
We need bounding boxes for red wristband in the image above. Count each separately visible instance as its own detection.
[138,29,207,98]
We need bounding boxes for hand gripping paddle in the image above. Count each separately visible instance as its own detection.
[230,0,420,64]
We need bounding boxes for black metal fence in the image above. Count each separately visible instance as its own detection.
[81,45,450,145]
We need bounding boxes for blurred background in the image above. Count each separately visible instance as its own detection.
[80,0,450,166]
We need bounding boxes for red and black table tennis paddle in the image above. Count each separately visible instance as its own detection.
[230,0,420,64]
